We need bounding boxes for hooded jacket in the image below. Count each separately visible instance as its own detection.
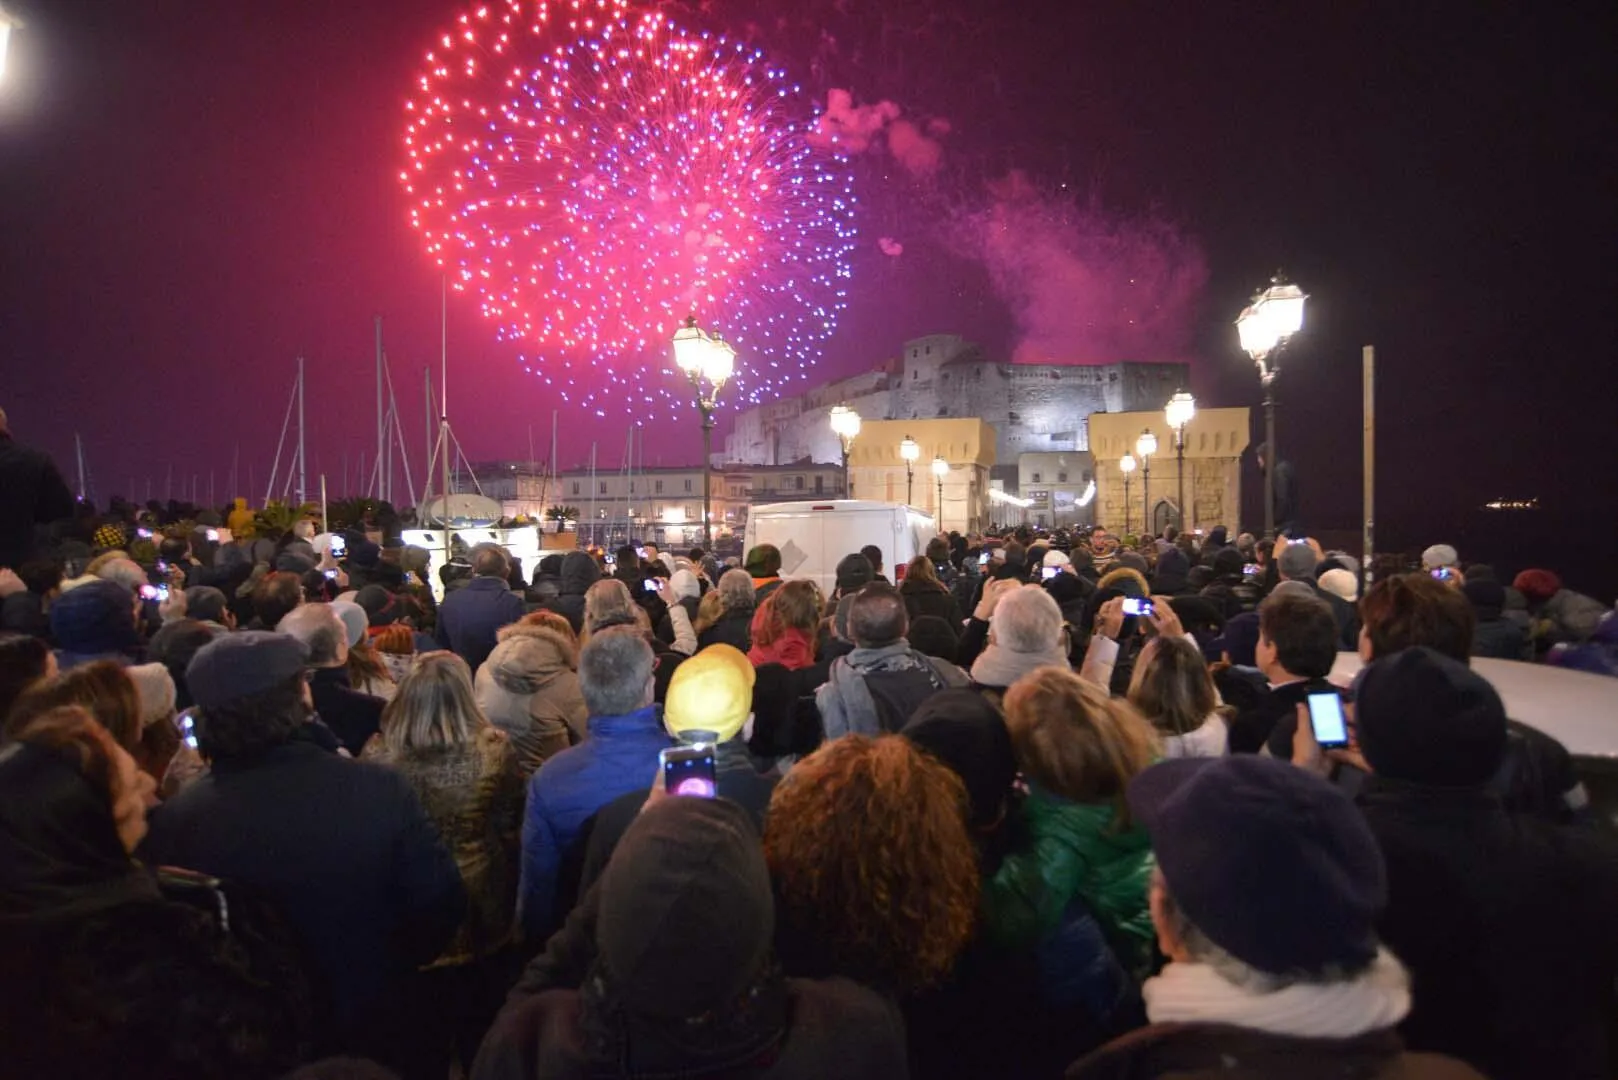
[548,552,601,635]
[475,625,588,777]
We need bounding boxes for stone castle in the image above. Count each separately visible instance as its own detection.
[722,333,1191,473]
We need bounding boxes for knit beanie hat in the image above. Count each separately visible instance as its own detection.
[904,690,1016,828]
[126,663,177,728]
[1355,647,1507,787]
[834,553,875,595]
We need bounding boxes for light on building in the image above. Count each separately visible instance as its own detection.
[1165,391,1196,433]
[1135,429,1158,459]
[1235,278,1307,361]
[899,436,920,463]
[828,405,862,442]
[1119,453,1137,475]
[930,456,950,479]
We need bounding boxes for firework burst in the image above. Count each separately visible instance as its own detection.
[402,0,858,414]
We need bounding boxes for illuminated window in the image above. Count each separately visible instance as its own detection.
[655,480,664,494]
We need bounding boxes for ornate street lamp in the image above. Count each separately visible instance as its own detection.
[1164,390,1196,532]
[829,405,861,497]
[899,435,920,506]
[1236,274,1307,538]
[931,455,949,526]
[672,315,736,550]
[1135,429,1158,538]
[1119,453,1137,535]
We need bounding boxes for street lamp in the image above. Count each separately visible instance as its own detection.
[899,435,920,506]
[829,405,861,497]
[931,456,949,526]
[1119,453,1137,535]
[1236,274,1307,538]
[0,4,21,84]
[1135,429,1157,537]
[672,315,736,550]
[1164,390,1195,532]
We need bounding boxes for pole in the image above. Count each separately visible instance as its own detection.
[1362,345,1375,599]
[1142,456,1151,538]
[296,356,307,507]
[936,477,944,525]
[320,473,328,535]
[1123,473,1132,535]
[842,444,852,498]
[1176,432,1187,533]
[1263,376,1276,539]
[906,462,914,507]
[588,442,598,548]
[375,316,384,503]
[701,408,714,550]
[74,433,85,500]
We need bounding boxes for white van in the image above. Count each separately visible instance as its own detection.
[744,500,937,596]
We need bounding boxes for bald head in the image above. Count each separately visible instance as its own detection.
[277,603,348,667]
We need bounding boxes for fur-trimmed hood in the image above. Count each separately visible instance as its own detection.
[484,624,577,693]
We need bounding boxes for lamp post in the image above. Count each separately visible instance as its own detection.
[829,405,861,497]
[0,4,21,84]
[931,456,949,527]
[1135,429,1157,537]
[1236,274,1307,538]
[672,315,736,551]
[1164,390,1196,532]
[1119,453,1137,535]
[899,435,919,506]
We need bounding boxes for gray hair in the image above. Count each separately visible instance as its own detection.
[276,603,346,666]
[717,567,755,612]
[848,583,907,647]
[584,578,640,635]
[471,542,510,578]
[96,558,147,594]
[1156,871,1372,993]
[992,585,1064,654]
[1277,542,1319,582]
[578,626,655,717]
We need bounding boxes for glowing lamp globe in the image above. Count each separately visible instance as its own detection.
[829,405,862,442]
[899,436,920,463]
[931,456,949,478]
[1119,453,1137,475]
[703,336,737,388]
[672,317,709,377]
[1165,391,1196,432]
[1236,279,1308,360]
[1136,429,1158,459]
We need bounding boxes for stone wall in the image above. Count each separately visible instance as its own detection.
[1088,407,1251,537]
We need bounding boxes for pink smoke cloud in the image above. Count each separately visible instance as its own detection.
[955,172,1208,365]
[811,89,946,178]
[878,236,904,256]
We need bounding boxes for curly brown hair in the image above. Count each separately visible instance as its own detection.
[6,660,143,755]
[763,734,979,995]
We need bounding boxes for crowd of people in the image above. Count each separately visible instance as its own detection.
[3,409,1617,1080]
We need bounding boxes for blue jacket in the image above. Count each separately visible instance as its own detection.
[435,575,525,673]
[518,705,671,938]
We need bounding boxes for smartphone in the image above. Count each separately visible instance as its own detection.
[140,584,170,602]
[155,559,169,573]
[1306,691,1349,749]
[604,554,616,565]
[205,529,220,542]
[642,578,660,593]
[329,535,346,557]
[635,547,647,559]
[1041,566,1059,580]
[324,569,339,580]
[660,744,717,798]
[978,552,990,566]
[1430,567,1454,581]
[136,527,153,539]
[1122,597,1155,617]
[177,710,199,750]
[1243,563,1261,576]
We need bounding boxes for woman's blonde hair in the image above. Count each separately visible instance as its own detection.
[379,651,488,752]
[1002,666,1156,825]
[1128,634,1219,737]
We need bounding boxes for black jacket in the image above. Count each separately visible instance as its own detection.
[436,575,526,673]
[308,666,386,755]
[1359,779,1618,1080]
[547,552,601,635]
[0,433,76,570]
[698,609,753,653]
[140,740,466,1042]
[1229,677,1314,756]
[1471,617,1528,661]
[900,578,963,626]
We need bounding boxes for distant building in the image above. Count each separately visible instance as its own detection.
[724,333,1190,485]
[1089,408,1250,537]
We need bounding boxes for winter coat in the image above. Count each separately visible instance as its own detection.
[1471,615,1529,661]
[517,705,672,939]
[1358,778,1618,1080]
[140,739,466,1033]
[1199,574,1261,620]
[0,432,76,570]
[747,602,817,670]
[1067,1023,1484,1080]
[435,575,527,673]
[816,641,968,739]
[899,577,964,626]
[547,552,601,635]
[363,728,525,968]
[983,786,1156,976]
[475,625,587,777]
[307,665,386,755]
[697,608,753,652]
[1535,588,1608,646]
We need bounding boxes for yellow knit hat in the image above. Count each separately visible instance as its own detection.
[664,644,756,743]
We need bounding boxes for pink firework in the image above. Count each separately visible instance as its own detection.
[402,0,858,414]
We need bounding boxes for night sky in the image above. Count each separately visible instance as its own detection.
[2,2,1613,588]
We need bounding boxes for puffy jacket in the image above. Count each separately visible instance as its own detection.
[474,625,587,777]
[517,705,671,938]
[983,786,1156,975]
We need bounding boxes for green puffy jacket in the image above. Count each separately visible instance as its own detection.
[983,786,1156,974]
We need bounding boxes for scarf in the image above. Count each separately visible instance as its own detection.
[1143,950,1411,1040]
[970,641,1069,689]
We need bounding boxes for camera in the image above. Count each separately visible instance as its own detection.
[660,744,717,798]
[1121,597,1155,618]
[140,584,169,603]
[1306,691,1349,749]
[329,535,346,557]
[1041,566,1060,581]
[1430,567,1454,581]
[205,529,219,542]
[643,578,660,593]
